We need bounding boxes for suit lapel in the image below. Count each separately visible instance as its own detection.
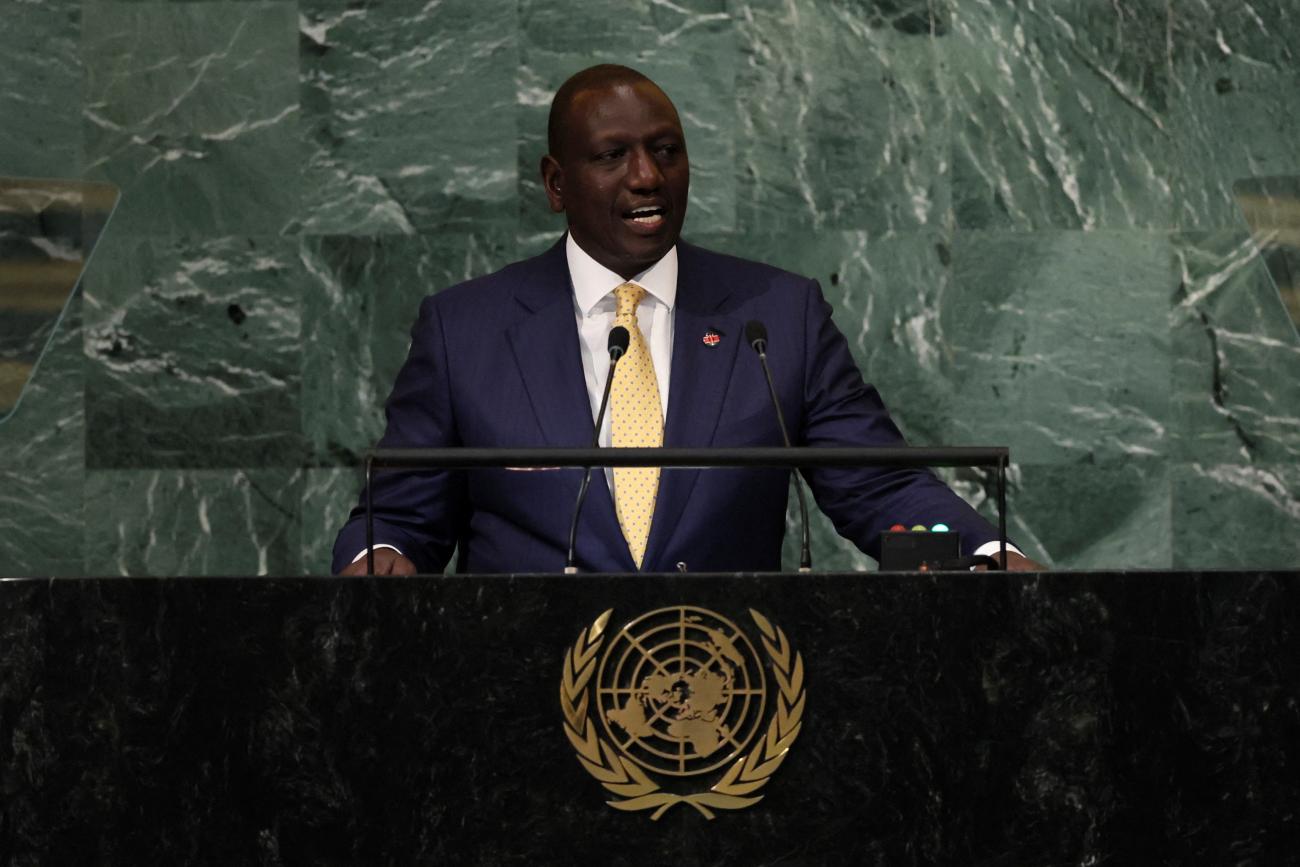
[506,243,593,449]
[643,243,742,570]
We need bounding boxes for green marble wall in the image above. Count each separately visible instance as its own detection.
[2,0,1297,576]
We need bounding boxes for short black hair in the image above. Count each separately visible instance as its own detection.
[546,64,660,158]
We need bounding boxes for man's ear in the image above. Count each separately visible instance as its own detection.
[540,154,565,214]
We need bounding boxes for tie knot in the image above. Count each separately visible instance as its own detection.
[614,282,646,319]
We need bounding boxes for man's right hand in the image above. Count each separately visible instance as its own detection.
[339,548,419,576]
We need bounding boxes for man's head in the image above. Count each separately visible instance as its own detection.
[541,65,689,279]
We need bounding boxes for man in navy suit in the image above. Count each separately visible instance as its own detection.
[333,65,1036,575]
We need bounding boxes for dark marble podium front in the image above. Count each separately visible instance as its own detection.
[2,572,1297,865]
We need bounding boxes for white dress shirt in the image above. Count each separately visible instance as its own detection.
[567,233,675,446]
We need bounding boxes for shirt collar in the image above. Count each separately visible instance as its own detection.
[566,233,678,317]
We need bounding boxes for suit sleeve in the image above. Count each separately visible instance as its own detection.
[795,279,1001,559]
[330,295,468,573]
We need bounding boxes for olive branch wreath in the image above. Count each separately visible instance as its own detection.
[560,608,805,820]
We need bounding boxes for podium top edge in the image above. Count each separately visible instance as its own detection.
[365,446,1011,469]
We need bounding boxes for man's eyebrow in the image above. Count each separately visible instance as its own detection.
[585,135,630,153]
[591,125,682,144]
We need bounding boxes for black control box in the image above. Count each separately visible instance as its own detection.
[879,530,961,571]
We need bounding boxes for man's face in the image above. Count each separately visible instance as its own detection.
[541,81,689,278]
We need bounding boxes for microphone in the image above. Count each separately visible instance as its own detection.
[565,326,630,573]
[745,320,813,573]
[744,319,768,355]
[607,325,631,363]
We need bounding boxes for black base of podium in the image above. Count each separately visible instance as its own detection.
[2,572,1297,865]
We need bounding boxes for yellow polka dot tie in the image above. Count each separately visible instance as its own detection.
[610,282,662,569]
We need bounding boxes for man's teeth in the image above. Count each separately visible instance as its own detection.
[628,208,665,224]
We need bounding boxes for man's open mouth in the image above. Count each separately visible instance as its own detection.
[624,206,666,226]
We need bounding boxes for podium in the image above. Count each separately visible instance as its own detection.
[3,571,1297,864]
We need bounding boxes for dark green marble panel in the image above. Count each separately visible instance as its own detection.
[294,0,518,236]
[734,0,949,234]
[1168,0,1300,229]
[1172,463,1300,569]
[299,230,517,465]
[81,3,300,238]
[301,467,355,575]
[690,229,954,444]
[1001,461,1172,570]
[83,469,302,576]
[0,1,81,178]
[83,235,305,469]
[1171,231,1300,464]
[947,0,1173,230]
[943,231,1174,464]
[516,0,736,237]
[0,298,84,577]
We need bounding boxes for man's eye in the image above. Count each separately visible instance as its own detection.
[596,148,624,161]
[656,143,680,156]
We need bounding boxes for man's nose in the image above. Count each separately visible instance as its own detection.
[626,146,663,190]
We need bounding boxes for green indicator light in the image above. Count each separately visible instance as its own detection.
[931,523,950,533]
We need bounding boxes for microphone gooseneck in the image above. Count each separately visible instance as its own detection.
[745,319,813,573]
[565,326,630,573]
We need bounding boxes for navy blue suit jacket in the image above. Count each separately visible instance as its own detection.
[331,238,999,574]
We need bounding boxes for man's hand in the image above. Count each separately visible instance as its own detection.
[339,548,418,576]
[989,550,1047,571]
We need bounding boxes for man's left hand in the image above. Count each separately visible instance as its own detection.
[994,551,1047,571]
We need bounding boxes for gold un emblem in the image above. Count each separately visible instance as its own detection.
[560,606,806,819]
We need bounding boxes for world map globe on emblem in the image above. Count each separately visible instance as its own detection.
[596,606,768,777]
